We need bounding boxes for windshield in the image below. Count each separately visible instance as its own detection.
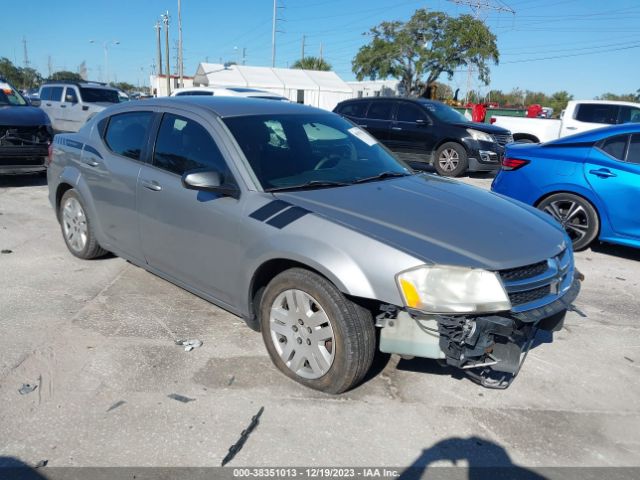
[419,101,469,123]
[80,87,119,103]
[0,82,27,106]
[224,113,411,191]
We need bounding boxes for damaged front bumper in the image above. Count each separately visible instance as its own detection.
[0,125,52,174]
[378,276,582,389]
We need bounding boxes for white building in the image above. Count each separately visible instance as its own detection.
[149,74,194,97]
[192,63,353,111]
[347,80,403,98]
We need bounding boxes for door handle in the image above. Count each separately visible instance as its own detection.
[589,169,617,178]
[141,179,162,191]
[391,126,402,131]
[82,158,99,167]
[60,105,66,108]
[46,103,51,106]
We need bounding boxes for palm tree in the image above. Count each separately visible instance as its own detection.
[291,56,332,71]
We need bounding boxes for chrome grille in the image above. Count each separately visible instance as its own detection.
[492,133,514,146]
[498,248,573,313]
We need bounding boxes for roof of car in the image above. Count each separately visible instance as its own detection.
[549,122,640,145]
[125,96,324,117]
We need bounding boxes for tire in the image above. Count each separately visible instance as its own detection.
[260,268,376,394]
[59,189,107,259]
[434,142,468,177]
[537,193,599,251]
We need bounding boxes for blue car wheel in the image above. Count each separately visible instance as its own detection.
[537,193,599,251]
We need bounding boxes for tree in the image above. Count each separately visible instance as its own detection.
[49,71,83,81]
[0,57,23,86]
[596,92,640,102]
[352,9,499,96]
[547,91,573,114]
[112,81,136,93]
[291,56,332,71]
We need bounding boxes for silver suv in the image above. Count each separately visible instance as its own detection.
[47,97,581,393]
[38,81,120,132]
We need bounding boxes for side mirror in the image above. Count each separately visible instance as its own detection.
[181,169,240,198]
[30,98,41,107]
[66,95,77,104]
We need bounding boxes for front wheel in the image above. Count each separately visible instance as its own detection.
[537,193,599,250]
[434,142,468,177]
[260,268,376,394]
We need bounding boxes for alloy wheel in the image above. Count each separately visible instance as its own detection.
[438,148,459,172]
[543,199,589,243]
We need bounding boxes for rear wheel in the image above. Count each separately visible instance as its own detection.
[434,142,468,177]
[260,268,376,394]
[537,193,599,250]
[59,189,107,259]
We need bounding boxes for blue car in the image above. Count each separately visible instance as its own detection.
[491,124,640,250]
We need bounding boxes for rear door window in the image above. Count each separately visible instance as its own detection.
[366,102,393,120]
[618,106,640,124]
[575,104,619,125]
[598,134,629,161]
[627,135,640,164]
[338,102,368,118]
[49,86,63,102]
[104,111,153,161]
[153,113,229,176]
[396,103,427,123]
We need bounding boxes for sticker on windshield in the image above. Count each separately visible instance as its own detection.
[348,127,378,147]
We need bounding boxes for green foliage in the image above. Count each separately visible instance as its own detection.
[0,57,43,89]
[49,71,83,81]
[352,9,499,96]
[112,81,136,93]
[481,89,573,113]
[547,91,574,114]
[596,91,640,102]
[291,56,332,71]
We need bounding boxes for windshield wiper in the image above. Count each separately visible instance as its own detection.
[351,171,411,184]
[265,180,351,192]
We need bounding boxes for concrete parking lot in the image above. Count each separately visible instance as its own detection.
[1,172,639,473]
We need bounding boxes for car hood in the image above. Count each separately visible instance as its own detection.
[0,105,51,126]
[275,174,567,271]
[452,121,510,135]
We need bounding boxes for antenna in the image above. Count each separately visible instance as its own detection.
[22,37,30,68]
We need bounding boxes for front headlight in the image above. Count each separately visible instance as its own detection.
[396,265,511,314]
[466,128,495,142]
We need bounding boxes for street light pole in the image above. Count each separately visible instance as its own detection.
[162,11,171,95]
[90,40,119,84]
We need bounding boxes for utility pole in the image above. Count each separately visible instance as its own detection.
[271,0,277,67]
[301,35,305,60]
[22,37,30,68]
[178,0,184,88]
[162,11,171,95]
[47,55,53,78]
[154,21,163,76]
[242,47,246,65]
[447,0,515,103]
[319,42,323,62]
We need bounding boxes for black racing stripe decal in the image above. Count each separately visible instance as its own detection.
[65,138,84,150]
[266,206,310,229]
[249,200,291,221]
[83,144,103,159]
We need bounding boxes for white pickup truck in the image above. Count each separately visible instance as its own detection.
[491,100,640,143]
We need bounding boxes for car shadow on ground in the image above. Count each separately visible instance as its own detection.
[0,457,48,480]
[590,242,640,262]
[398,437,545,480]
[0,173,47,188]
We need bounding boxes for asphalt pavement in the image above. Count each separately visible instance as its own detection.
[1,171,639,474]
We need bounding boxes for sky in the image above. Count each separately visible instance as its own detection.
[2,0,639,99]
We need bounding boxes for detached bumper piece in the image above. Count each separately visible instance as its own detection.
[435,278,581,389]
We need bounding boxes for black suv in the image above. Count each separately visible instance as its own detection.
[0,78,52,174]
[334,97,513,177]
